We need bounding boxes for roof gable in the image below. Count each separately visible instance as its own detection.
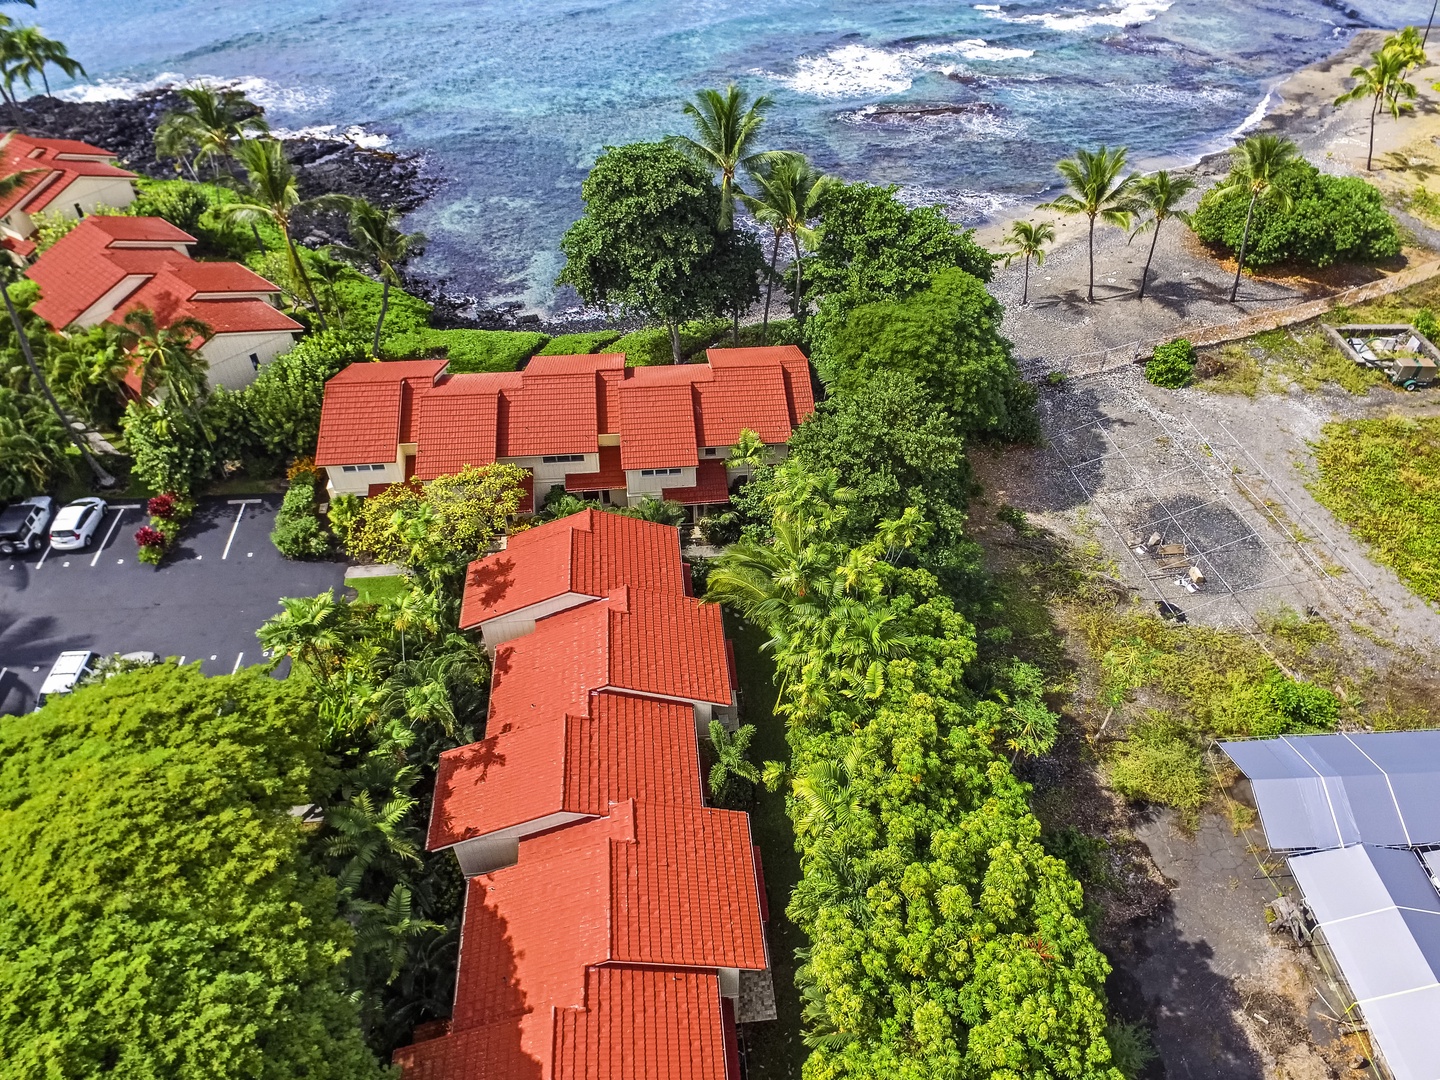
[314,359,448,467]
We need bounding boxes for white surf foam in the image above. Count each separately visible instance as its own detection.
[57,72,331,114]
[979,0,1173,32]
[270,123,392,149]
[764,37,1034,99]
[1226,87,1276,140]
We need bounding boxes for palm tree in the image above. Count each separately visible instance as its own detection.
[1128,170,1196,301]
[258,589,346,677]
[1335,47,1417,171]
[790,750,863,839]
[1002,220,1055,306]
[670,84,773,230]
[221,138,328,329]
[707,720,761,806]
[739,151,835,332]
[119,307,212,411]
[727,427,768,472]
[155,85,269,180]
[1211,134,1302,303]
[1041,146,1139,303]
[331,197,425,357]
[3,24,82,98]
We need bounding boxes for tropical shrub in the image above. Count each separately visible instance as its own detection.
[708,464,1123,1080]
[1106,714,1210,823]
[1191,162,1400,268]
[0,663,387,1079]
[272,474,332,558]
[0,387,73,500]
[332,271,432,338]
[816,267,1036,442]
[611,319,730,366]
[30,210,80,252]
[134,524,168,564]
[1145,338,1195,388]
[535,330,622,355]
[243,330,368,455]
[379,328,547,372]
[120,400,217,495]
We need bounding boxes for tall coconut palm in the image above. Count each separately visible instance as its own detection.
[1002,220,1055,306]
[1211,134,1301,303]
[670,84,773,230]
[1041,146,1139,303]
[222,138,328,329]
[738,151,835,333]
[119,307,212,410]
[3,24,82,98]
[155,84,269,180]
[1128,170,1196,301]
[1335,46,1417,172]
[332,196,425,357]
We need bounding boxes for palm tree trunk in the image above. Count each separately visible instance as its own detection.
[4,284,115,488]
[668,321,682,364]
[732,306,739,346]
[282,226,329,332]
[1,84,25,134]
[1087,214,1096,303]
[1230,193,1258,303]
[791,232,804,322]
[1022,253,1030,306]
[1139,221,1161,300]
[41,70,50,98]
[373,279,390,358]
[1367,94,1379,170]
[1427,0,1438,45]
[762,230,780,343]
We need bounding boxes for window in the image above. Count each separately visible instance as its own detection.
[639,467,683,477]
[249,352,260,370]
[341,464,389,474]
[541,454,585,464]
[704,447,718,456]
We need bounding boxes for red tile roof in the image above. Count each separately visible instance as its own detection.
[0,134,136,219]
[394,967,731,1080]
[564,446,626,493]
[487,587,733,725]
[316,347,814,483]
[26,216,297,341]
[314,359,447,467]
[427,690,703,850]
[663,459,732,506]
[459,509,686,629]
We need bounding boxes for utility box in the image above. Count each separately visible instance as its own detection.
[1325,323,1440,390]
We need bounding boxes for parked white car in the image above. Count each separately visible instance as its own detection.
[48,497,108,551]
[36,650,94,708]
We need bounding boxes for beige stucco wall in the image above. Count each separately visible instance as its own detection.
[201,329,298,390]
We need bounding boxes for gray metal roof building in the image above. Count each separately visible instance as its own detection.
[1220,731,1440,1080]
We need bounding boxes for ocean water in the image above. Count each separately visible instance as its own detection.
[31,0,1434,313]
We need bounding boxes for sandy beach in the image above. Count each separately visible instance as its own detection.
[980,27,1440,368]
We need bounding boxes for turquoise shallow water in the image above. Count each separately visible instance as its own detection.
[30,0,1433,312]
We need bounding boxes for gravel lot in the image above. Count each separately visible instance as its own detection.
[0,495,348,714]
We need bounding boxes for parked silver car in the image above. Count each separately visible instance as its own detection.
[0,496,54,555]
[48,497,108,551]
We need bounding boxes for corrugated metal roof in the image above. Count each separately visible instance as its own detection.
[1288,845,1440,1080]
[1220,732,1440,851]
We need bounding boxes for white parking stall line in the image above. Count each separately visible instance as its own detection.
[222,499,261,560]
[231,653,244,674]
[34,543,52,569]
[92,505,141,567]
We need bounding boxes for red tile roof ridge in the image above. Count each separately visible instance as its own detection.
[83,215,196,243]
[524,352,625,376]
[624,363,713,385]
[329,357,449,384]
[434,369,524,392]
[704,344,809,366]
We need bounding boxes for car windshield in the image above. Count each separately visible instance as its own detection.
[52,505,86,531]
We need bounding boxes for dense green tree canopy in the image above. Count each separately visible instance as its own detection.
[1191,159,1399,269]
[557,142,763,360]
[244,330,367,456]
[816,267,1036,443]
[0,664,387,1080]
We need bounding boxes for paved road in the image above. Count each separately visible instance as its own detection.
[0,495,348,715]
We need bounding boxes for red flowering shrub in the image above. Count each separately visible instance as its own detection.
[147,493,178,519]
[134,526,167,549]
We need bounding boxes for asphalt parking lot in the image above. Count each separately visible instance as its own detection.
[0,495,348,715]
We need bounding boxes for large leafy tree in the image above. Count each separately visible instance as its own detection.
[557,142,759,362]
[817,267,1035,443]
[1041,145,1138,303]
[332,197,425,356]
[242,330,367,455]
[0,663,388,1080]
[670,83,772,230]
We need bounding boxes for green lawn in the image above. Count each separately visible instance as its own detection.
[1309,417,1440,605]
[726,617,808,1079]
[349,574,410,604]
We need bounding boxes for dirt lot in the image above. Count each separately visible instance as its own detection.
[973,360,1440,1080]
